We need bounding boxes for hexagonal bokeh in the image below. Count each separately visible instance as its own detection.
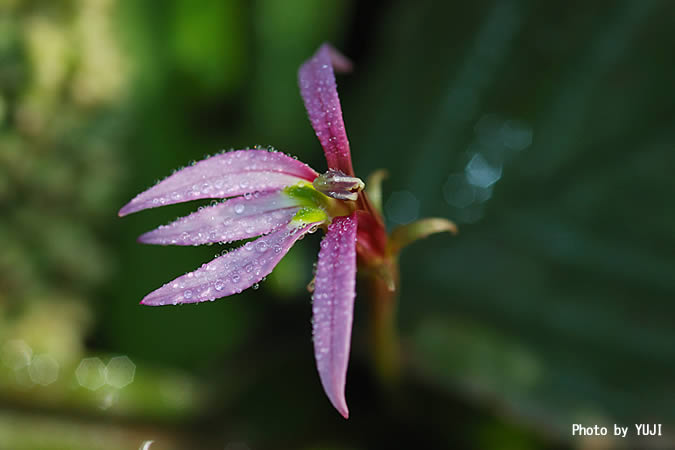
[75,357,106,391]
[1,339,33,370]
[28,354,59,386]
[105,356,136,389]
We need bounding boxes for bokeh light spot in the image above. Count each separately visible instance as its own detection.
[500,120,533,150]
[1,339,33,371]
[385,190,420,225]
[465,153,502,188]
[28,354,59,386]
[75,357,106,390]
[105,356,136,388]
[443,174,476,208]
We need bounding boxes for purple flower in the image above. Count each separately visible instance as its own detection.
[120,44,456,418]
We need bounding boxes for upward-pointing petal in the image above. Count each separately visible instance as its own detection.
[119,150,317,216]
[141,222,318,306]
[312,213,358,419]
[298,44,355,176]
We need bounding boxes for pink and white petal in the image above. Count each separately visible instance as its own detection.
[119,150,318,216]
[138,191,301,246]
[141,222,318,306]
[312,212,358,419]
[298,44,354,176]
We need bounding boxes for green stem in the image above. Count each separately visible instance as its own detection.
[369,259,401,387]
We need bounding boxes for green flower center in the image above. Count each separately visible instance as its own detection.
[283,181,355,226]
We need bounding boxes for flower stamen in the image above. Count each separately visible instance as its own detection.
[312,169,365,201]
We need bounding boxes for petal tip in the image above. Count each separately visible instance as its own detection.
[118,205,131,217]
[325,376,350,420]
[320,43,353,73]
[136,232,155,244]
[337,403,349,419]
[140,294,161,306]
[118,201,141,217]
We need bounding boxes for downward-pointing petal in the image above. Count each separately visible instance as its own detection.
[119,150,318,216]
[141,222,318,306]
[138,191,301,246]
[298,44,354,176]
[312,213,358,418]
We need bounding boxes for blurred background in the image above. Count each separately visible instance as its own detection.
[1,0,674,449]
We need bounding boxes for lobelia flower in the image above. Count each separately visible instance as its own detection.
[119,44,456,418]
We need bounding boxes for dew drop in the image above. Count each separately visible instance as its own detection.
[214,280,225,291]
[234,204,245,214]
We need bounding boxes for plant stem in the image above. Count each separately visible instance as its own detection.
[369,259,401,387]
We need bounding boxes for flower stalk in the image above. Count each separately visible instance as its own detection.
[368,257,401,387]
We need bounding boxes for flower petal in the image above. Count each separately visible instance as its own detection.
[138,191,301,246]
[119,150,318,216]
[298,44,354,176]
[312,212,358,418]
[141,222,318,306]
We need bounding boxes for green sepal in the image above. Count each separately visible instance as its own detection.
[283,181,331,209]
[292,206,329,225]
[365,169,388,216]
[283,181,352,226]
[388,217,458,256]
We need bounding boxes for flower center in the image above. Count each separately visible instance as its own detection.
[312,170,365,201]
[283,181,354,227]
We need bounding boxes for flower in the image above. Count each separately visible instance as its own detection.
[120,44,456,418]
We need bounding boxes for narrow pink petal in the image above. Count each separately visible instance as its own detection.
[141,222,317,306]
[312,212,358,418]
[119,150,317,216]
[138,191,300,246]
[298,44,355,176]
